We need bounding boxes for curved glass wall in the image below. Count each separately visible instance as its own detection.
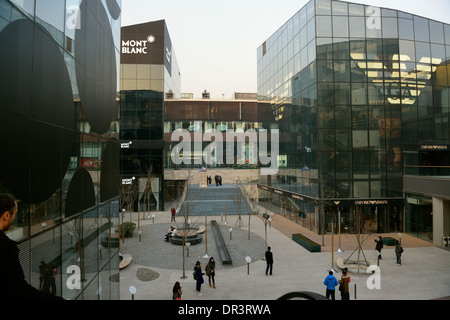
[0,0,122,299]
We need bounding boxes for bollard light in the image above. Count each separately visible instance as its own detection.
[129,286,137,300]
[186,242,191,257]
[245,256,252,275]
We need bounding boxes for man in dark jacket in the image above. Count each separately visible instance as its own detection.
[0,194,63,300]
[265,246,274,275]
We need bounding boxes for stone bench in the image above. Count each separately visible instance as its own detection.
[119,254,132,270]
[336,258,376,272]
[211,220,232,265]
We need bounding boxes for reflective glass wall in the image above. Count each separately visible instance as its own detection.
[257,0,450,234]
[0,0,122,300]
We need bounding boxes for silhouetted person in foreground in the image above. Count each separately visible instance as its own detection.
[0,194,63,300]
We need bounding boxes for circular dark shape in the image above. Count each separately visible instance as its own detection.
[0,19,75,204]
[65,168,96,218]
[100,139,120,202]
[105,0,121,20]
[75,0,118,134]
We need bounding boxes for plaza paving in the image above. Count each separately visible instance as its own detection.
[118,202,450,301]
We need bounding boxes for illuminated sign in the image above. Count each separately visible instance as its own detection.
[355,200,389,206]
[421,145,448,150]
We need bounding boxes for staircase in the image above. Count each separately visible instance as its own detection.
[179,184,249,216]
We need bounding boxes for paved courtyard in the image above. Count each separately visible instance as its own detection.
[118,204,450,301]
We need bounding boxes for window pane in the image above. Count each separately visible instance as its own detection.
[382,17,398,39]
[335,82,351,105]
[316,15,331,37]
[332,1,348,15]
[333,16,349,38]
[316,0,331,15]
[349,17,365,38]
[352,83,367,105]
[445,24,450,45]
[415,42,431,63]
[334,60,350,82]
[398,18,414,40]
[429,21,445,44]
[318,83,334,105]
[333,39,350,60]
[316,37,333,59]
[431,44,446,62]
[414,16,429,42]
[399,40,416,62]
[348,3,364,16]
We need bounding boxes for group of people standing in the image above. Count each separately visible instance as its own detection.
[172,257,216,299]
[323,269,351,300]
[39,261,58,295]
[374,235,404,265]
[323,235,405,300]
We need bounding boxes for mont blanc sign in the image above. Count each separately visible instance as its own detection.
[122,36,154,55]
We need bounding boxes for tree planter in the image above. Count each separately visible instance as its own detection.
[292,233,321,252]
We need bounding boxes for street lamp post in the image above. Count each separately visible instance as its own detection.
[334,201,344,253]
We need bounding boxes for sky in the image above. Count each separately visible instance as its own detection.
[121,0,450,99]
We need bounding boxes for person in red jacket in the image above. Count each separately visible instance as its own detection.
[0,194,63,300]
[171,207,176,222]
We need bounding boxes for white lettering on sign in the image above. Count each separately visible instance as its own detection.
[122,36,155,55]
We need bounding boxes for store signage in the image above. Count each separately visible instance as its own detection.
[421,145,448,150]
[122,36,155,55]
[121,141,133,149]
[122,177,136,185]
[355,200,388,206]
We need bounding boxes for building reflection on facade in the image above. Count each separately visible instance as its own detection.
[257,0,450,242]
[0,0,122,299]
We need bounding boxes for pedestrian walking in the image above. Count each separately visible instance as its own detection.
[194,261,205,296]
[323,271,338,300]
[50,266,57,295]
[171,207,176,222]
[265,246,274,275]
[374,236,384,260]
[39,261,46,291]
[0,194,63,300]
[338,269,351,300]
[172,281,182,300]
[395,240,404,265]
[205,257,216,288]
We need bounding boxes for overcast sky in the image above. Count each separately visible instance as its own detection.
[121,0,450,99]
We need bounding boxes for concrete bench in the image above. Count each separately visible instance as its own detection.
[336,258,376,272]
[119,254,132,270]
[211,220,232,265]
[196,226,206,234]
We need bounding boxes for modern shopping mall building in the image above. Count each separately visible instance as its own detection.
[257,0,450,245]
[0,0,121,299]
[120,20,181,212]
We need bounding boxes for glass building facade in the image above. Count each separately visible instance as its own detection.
[0,0,122,299]
[120,20,181,211]
[257,0,450,237]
